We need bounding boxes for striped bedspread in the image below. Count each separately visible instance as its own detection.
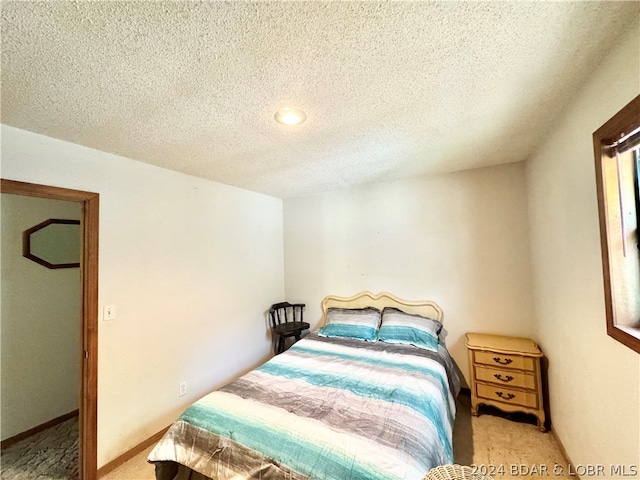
[148,333,460,480]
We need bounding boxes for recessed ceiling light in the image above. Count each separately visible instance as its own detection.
[274,107,307,126]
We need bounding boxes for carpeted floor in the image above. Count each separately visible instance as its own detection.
[454,393,570,479]
[1,416,79,480]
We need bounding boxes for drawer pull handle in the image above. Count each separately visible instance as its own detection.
[492,357,513,365]
[495,391,515,400]
[494,374,514,382]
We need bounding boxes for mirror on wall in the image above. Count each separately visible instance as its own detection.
[22,219,81,269]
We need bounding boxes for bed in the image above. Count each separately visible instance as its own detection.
[148,291,460,480]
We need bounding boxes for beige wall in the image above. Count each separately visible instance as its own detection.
[526,21,640,470]
[0,125,285,467]
[1,194,81,440]
[283,162,535,381]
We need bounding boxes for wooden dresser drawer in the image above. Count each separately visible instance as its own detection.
[474,365,536,389]
[466,333,546,431]
[474,350,535,371]
[476,383,538,409]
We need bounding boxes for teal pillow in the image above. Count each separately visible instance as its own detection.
[377,307,442,352]
[318,307,381,341]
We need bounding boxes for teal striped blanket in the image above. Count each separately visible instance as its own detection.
[149,333,459,480]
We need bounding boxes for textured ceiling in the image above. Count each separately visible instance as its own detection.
[2,2,638,198]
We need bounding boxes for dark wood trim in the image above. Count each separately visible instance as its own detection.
[82,191,99,480]
[550,428,580,480]
[607,323,640,353]
[593,94,640,355]
[1,178,99,480]
[1,179,99,201]
[97,426,169,478]
[1,409,79,450]
[595,95,640,150]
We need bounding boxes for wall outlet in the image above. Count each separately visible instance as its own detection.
[103,305,116,321]
[179,382,187,397]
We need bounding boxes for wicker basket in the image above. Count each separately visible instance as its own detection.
[422,464,494,480]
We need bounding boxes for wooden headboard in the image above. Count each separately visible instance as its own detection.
[321,291,443,326]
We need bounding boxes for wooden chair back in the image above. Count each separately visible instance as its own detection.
[269,302,305,329]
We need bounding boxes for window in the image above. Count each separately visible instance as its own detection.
[593,94,640,353]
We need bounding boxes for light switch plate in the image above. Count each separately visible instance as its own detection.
[103,305,116,321]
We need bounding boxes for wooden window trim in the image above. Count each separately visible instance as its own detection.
[593,94,640,354]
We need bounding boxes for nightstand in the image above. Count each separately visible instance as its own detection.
[465,332,546,432]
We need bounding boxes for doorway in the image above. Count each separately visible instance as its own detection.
[0,179,99,480]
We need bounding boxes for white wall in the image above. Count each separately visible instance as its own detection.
[0,125,285,467]
[283,162,535,381]
[1,195,81,440]
[526,21,640,470]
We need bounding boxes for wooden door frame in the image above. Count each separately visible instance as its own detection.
[1,179,99,480]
